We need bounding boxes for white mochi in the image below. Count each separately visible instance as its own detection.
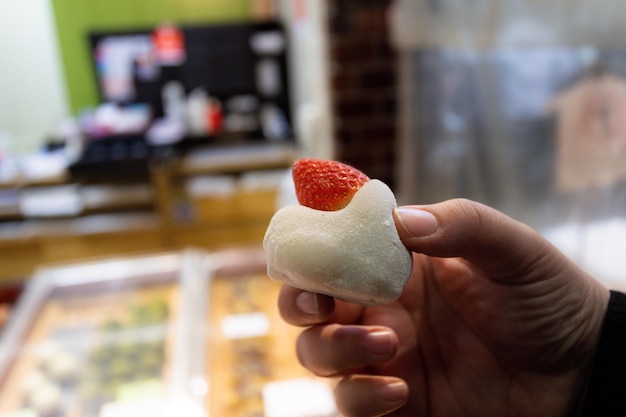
[263,180,413,305]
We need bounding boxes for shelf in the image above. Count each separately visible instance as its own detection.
[0,173,69,190]
[0,213,164,283]
[0,210,21,222]
[175,143,295,176]
[0,212,160,243]
[0,183,155,221]
[0,141,295,282]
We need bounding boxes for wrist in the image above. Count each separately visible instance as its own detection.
[575,286,617,416]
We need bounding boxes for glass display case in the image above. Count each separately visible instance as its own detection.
[0,250,208,417]
[0,248,338,417]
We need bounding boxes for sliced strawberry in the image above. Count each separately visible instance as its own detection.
[292,158,370,211]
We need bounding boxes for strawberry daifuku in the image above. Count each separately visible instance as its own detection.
[263,158,413,305]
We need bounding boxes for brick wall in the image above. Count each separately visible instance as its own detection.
[327,0,398,189]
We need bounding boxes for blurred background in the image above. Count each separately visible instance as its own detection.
[1,0,626,416]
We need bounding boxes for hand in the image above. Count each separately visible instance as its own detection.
[278,199,609,417]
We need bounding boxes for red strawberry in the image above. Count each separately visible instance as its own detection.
[292,158,370,211]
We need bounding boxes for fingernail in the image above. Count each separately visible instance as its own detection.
[296,291,319,316]
[395,207,439,238]
[378,381,409,404]
[362,330,394,357]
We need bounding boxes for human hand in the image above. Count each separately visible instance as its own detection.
[277,199,609,417]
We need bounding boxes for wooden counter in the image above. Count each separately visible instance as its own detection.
[0,143,295,283]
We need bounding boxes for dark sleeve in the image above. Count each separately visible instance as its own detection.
[580,290,626,416]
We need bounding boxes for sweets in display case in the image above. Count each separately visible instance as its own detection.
[202,249,339,417]
[0,248,339,417]
[0,251,207,417]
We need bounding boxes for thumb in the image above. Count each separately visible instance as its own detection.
[394,199,559,279]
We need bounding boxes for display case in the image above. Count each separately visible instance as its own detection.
[0,248,338,417]
[199,248,338,417]
[0,250,209,417]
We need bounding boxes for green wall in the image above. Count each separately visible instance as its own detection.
[51,0,254,113]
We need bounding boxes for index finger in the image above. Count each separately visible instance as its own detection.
[278,285,364,327]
